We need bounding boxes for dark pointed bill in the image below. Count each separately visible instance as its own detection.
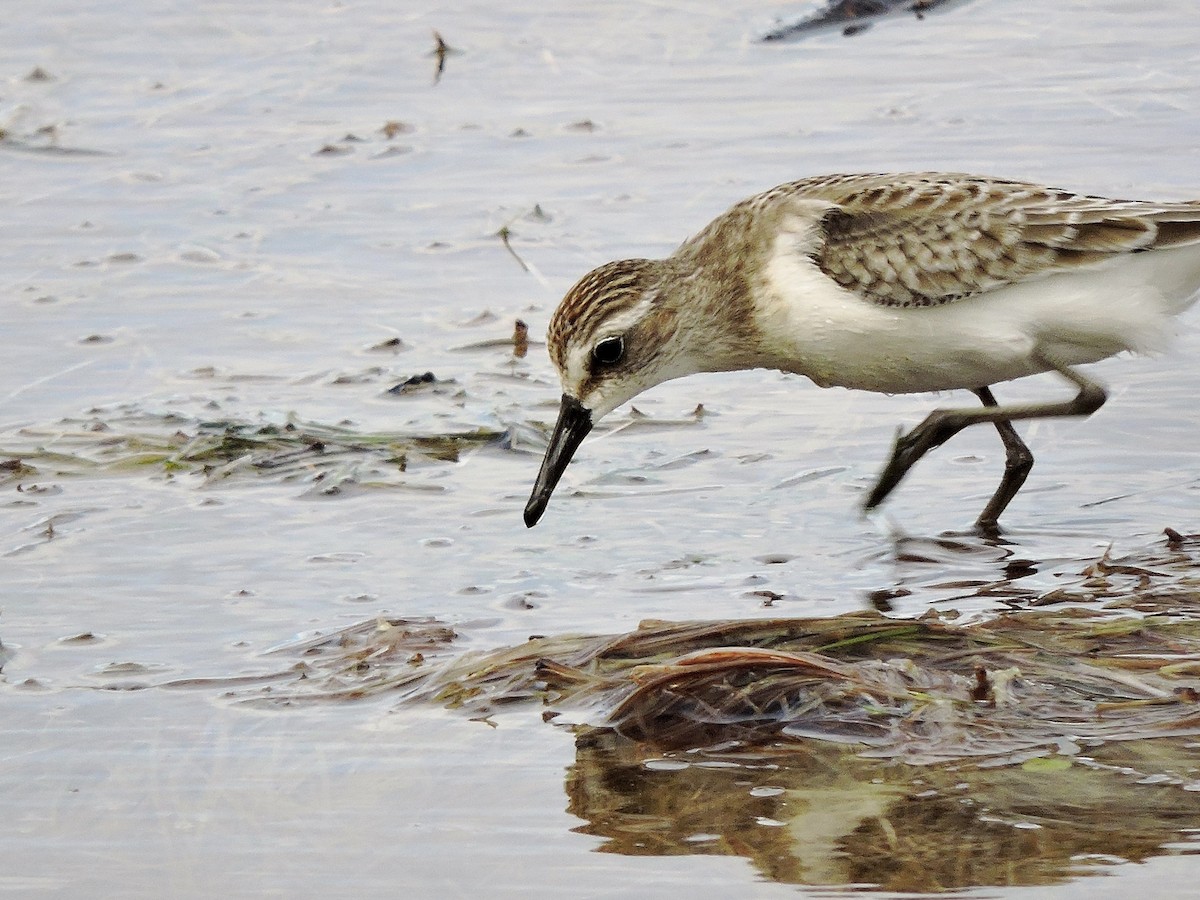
[524,394,593,527]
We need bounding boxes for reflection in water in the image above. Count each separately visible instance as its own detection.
[858,524,1177,615]
[865,531,1031,612]
[566,735,1200,890]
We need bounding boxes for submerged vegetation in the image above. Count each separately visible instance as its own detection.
[192,532,1200,890]
[233,539,1200,767]
[0,412,509,493]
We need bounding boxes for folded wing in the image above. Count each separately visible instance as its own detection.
[779,172,1200,308]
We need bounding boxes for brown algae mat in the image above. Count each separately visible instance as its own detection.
[0,411,509,494]
[218,533,1200,889]
[227,532,1200,768]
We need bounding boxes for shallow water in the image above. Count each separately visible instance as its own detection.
[3,0,1200,896]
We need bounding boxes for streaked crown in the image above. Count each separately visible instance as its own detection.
[547,258,659,373]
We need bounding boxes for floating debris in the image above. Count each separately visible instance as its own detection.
[761,0,976,41]
[391,370,436,389]
[380,120,414,139]
[452,319,537,356]
[57,631,103,645]
[0,121,110,157]
[459,310,498,327]
[430,30,459,84]
[329,366,389,385]
[365,336,408,354]
[387,371,458,396]
[496,225,529,271]
[513,319,529,358]
[0,459,37,484]
[310,126,416,159]
[0,412,506,491]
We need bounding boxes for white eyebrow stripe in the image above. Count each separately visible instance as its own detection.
[593,291,655,339]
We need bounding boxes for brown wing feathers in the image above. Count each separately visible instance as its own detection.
[793,174,1200,308]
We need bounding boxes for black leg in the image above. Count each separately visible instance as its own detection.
[862,352,1107,526]
[972,386,1034,533]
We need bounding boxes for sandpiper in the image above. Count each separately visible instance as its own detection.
[523,173,1200,531]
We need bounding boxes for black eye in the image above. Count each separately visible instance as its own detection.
[592,335,625,366]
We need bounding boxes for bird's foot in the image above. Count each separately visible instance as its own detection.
[971,516,1004,539]
[862,413,959,512]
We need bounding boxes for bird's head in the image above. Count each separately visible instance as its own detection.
[523,257,693,527]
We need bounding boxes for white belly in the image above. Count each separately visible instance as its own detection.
[759,243,1200,394]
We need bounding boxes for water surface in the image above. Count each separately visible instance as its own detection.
[3,1,1200,896]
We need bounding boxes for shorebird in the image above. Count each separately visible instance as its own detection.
[523,173,1200,532]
